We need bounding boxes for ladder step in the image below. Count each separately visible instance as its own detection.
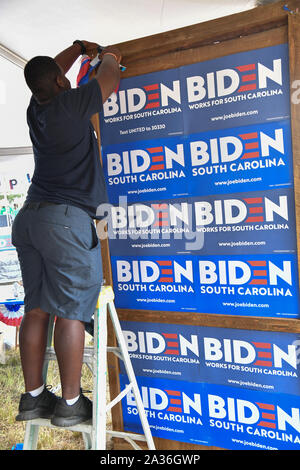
[24,419,148,444]
[24,418,92,434]
[45,346,123,365]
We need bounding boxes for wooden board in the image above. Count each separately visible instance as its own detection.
[91,0,300,451]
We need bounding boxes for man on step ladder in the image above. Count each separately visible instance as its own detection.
[12,39,121,427]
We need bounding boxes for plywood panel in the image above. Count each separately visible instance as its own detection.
[115,0,293,66]
[92,1,300,450]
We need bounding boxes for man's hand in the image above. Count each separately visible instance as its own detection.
[82,41,100,55]
[99,45,122,64]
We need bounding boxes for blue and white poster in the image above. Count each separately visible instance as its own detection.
[119,375,211,447]
[101,133,188,204]
[120,321,300,395]
[206,383,300,450]
[99,67,183,146]
[112,253,299,317]
[181,43,290,135]
[186,119,293,199]
[111,254,197,312]
[101,119,293,204]
[119,375,300,449]
[105,187,296,256]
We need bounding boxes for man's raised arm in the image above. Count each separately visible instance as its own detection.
[95,46,122,103]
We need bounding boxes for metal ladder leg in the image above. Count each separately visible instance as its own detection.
[91,286,155,451]
[107,298,155,451]
[91,293,108,450]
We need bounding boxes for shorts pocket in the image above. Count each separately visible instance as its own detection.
[90,222,100,251]
[70,222,99,251]
[68,222,102,285]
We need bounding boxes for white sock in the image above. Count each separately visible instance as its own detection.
[28,384,45,397]
[66,395,79,406]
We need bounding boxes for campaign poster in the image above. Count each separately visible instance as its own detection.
[119,374,211,447]
[194,253,299,318]
[111,254,198,313]
[111,253,299,318]
[206,383,300,450]
[186,119,293,198]
[99,44,290,147]
[181,43,290,135]
[99,67,183,146]
[105,187,297,257]
[120,321,300,395]
[119,375,300,449]
[101,133,188,204]
[101,119,293,204]
[120,321,202,383]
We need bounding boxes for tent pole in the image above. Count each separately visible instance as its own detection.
[0,43,27,69]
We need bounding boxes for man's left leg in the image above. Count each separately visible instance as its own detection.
[19,307,50,392]
[50,316,93,427]
[53,316,85,400]
[16,307,58,421]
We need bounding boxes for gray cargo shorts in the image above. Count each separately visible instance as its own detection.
[11,202,103,323]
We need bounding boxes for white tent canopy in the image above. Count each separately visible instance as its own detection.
[0,0,255,149]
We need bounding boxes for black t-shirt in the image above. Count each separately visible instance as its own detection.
[26,78,108,218]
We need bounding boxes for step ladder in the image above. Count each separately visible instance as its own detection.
[22,285,155,451]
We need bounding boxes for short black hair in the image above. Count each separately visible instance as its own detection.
[24,56,62,102]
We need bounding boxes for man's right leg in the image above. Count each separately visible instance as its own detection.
[53,316,85,400]
[51,316,92,427]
